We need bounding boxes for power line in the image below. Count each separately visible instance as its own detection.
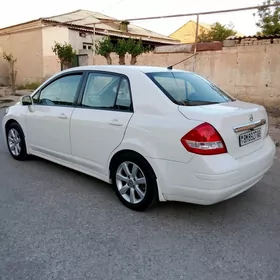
[101,0,127,13]
[124,3,280,21]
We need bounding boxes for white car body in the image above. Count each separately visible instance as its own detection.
[2,65,276,208]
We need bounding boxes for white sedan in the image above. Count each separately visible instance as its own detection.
[2,66,276,211]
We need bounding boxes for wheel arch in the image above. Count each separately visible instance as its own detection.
[5,119,21,133]
[109,148,167,205]
[5,119,26,140]
[109,149,157,180]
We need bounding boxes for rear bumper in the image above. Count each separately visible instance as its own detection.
[149,136,276,205]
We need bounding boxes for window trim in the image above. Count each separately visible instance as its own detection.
[83,42,93,50]
[76,70,134,113]
[146,73,179,105]
[33,71,86,108]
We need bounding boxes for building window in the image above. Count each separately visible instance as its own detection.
[82,43,93,50]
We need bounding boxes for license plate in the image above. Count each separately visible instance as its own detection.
[239,128,262,147]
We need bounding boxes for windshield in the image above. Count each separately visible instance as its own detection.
[146,71,235,106]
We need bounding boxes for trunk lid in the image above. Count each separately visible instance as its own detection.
[178,100,269,159]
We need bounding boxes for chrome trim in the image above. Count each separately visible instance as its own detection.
[233,119,266,133]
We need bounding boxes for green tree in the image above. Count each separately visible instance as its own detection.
[114,39,128,65]
[95,36,114,65]
[52,42,76,69]
[95,36,151,65]
[3,52,17,95]
[256,0,280,35]
[126,38,151,65]
[198,22,237,42]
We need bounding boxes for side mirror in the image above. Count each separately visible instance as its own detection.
[20,95,33,106]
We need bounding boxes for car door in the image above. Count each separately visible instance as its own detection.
[26,72,84,158]
[70,71,133,175]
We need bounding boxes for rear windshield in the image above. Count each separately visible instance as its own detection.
[146,71,235,106]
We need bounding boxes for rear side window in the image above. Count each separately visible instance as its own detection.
[81,72,132,111]
[146,71,235,106]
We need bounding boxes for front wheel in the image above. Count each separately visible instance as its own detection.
[6,122,27,161]
[111,154,158,211]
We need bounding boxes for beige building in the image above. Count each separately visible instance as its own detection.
[169,20,212,44]
[0,9,178,85]
[169,20,244,44]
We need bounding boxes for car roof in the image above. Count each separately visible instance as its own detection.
[62,65,189,75]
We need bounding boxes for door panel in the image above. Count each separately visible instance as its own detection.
[26,106,74,155]
[70,109,132,174]
[26,73,83,157]
[70,72,133,175]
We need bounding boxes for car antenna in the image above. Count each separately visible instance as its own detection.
[167,53,197,70]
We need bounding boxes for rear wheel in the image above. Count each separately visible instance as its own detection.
[6,122,27,161]
[111,154,158,211]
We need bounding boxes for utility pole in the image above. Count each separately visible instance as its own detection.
[193,14,200,72]
[92,23,96,65]
[194,14,199,55]
[84,19,121,65]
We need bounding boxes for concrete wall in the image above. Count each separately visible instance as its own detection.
[95,41,280,110]
[1,25,279,111]
[0,21,43,85]
[42,26,70,79]
[191,45,280,110]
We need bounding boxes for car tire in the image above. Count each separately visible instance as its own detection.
[111,153,158,211]
[6,122,28,161]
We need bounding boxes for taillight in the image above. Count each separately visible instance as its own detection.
[181,122,227,155]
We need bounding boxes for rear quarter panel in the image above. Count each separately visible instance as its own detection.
[108,70,203,164]
[119,112,202,163]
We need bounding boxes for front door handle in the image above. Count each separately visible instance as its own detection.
[109,119,123,126]
[58,113,68,119]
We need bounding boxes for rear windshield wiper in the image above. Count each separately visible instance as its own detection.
[179,99,222,106]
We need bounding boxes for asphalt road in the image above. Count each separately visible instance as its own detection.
[1,108,280,280]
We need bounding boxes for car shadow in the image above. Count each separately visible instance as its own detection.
[18,154,274,226]
[27,154,113,192]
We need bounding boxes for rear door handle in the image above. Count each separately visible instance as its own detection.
[58,113,68,119]
[109,119,123,126]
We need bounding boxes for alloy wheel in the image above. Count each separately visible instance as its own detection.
[8,128,21,156]
[116,161,147,204]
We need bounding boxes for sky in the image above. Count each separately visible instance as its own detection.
[1,0,262,36]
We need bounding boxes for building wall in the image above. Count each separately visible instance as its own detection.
[42,26,70,79]
[42,27,104,78]
[0,22,43,85]
[169,21,209,44]
[95,41,280,110]
[69,29,103,51]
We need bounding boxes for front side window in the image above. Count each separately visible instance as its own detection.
[146,71,235,106]
[81,72,132,111]
[38,74,82,106]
